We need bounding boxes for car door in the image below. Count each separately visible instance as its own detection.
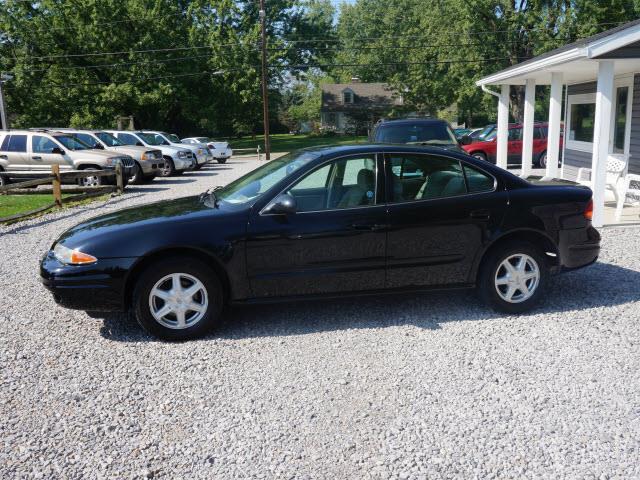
[30,135,73,171]
[507,127,523,165]
[385,152,507,288]
[0,134,29,171]
[245,154,388,298]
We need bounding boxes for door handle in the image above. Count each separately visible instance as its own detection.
[32,156,42,160]
[470,209,491,220]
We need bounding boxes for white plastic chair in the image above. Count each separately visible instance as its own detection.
[576,154,628,202]
[615,173,640,221]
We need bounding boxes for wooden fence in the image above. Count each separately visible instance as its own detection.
[0,164,125,223]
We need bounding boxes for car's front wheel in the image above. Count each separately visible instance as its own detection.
[133,257,223,341]
[78,167,103,187]
[129,162,143,184]
[160,158,175,177]
[471,152,487,162]
[478,242,548,314]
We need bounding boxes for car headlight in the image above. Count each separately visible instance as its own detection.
[178,151,187,158]
[141,152,154,161]
[105,157,118,167]
[53,243,97,265]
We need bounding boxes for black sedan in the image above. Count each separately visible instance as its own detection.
[41,145,600,340]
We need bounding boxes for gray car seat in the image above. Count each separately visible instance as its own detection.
[416,171,466,199]
[337,169,375,208]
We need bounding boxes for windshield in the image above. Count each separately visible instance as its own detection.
[375,122,458,145]
[53,135,92,151]
[213,151,319,206]
[167,134,180,143]
[95,132,123,147]
[139,133,167,146]
[477,125,496,140]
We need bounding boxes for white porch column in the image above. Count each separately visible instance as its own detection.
[591,60,615,227]
[543,72,563,180]
[520,79,535,178]
[496,84,509,169]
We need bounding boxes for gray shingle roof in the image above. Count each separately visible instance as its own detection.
[321,82,402,110]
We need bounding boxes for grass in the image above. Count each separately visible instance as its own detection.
[222,133,368,153]
[0,192,109,221]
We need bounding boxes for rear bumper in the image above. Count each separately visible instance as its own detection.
[559,225,601,270]
[40,252,136,312]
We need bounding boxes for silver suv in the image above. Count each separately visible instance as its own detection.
[0,129,134,187]
[105,130,195,177]
[58,129,163,184]
[145,131,212,169]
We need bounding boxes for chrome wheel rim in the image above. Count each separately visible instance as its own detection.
[130,164,141,183]
[494,254,540,304]
[540,153,547,168]
[81,174,100,187]
[161,160,172,176]
[149,273,208,329]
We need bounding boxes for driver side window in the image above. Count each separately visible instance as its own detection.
[288,156,377,212]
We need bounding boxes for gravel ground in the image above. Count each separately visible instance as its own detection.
[1,158,639,479]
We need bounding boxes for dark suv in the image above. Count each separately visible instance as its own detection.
[370,118,464,153]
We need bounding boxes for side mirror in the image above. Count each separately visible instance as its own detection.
[460,135,473,146]
[51,147,65,155]
[136,142,144,147]
[263,193,297,215]
[93,143,105,150]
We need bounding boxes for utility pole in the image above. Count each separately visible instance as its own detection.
[259,0,271,160]
[0,73,12,130]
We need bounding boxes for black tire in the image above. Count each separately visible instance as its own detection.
[0,169,8,187]
[478,241,549,314]
[216,158,227,164]
[129,162,143,184]
[77,167,103,187]
[537,151,547,168]
[160,157,175,177]
[194,163,203,170]
[141,173,157,183]
[471,152,487,162]
[133,256,224,341]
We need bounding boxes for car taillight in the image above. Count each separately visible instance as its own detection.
[584,199,593,221]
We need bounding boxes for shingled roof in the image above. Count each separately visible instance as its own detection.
[321,82,402,111]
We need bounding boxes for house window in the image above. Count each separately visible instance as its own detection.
[566,93,596,152]
[343,90,354,104]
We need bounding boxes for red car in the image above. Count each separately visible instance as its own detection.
[461,122,561,168]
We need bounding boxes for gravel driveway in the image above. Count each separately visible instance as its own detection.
[1,158,639,479]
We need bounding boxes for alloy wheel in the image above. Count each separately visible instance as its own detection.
[148,273,208,329]
[494,254,540,303]
[80,172,101,187]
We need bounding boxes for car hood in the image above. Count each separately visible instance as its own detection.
[75,150,121,160]
[106,145,149,157]
[55,195,244,257]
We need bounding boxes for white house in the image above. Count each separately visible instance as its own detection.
[476,19,640,227]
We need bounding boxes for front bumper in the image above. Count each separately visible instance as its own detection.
[559,225,601,270]
[139,159,162,175]
[40,251,136,312]
[174,157,194,170]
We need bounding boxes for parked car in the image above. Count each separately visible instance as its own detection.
[105,130,195,176]
[461,122,561,168]
[371,118,464,152]
[41,144,600,341]
[0,129,134,187]
[453,128,473,140]
[469,124,496,142]
[182,137,233,164]
[144,131,212,170]
[52,129,163,184]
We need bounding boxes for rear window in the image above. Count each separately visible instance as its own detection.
[0,134,27,152]
[374,122,458,145]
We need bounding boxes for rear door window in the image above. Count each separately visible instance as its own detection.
[3,135,27,152]
[388,154,466,202]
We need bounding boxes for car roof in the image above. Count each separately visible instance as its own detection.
[376,118,448,126]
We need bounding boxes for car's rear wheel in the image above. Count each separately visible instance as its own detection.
[537,151,547,168]
[471,152,487,162]
[478,241,548,314]
[133,257,223,341]
[217,158,227,164]
[160,158,175,177]
[0,168,8,187]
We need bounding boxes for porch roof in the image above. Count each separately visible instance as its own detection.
[477,19,640,86]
